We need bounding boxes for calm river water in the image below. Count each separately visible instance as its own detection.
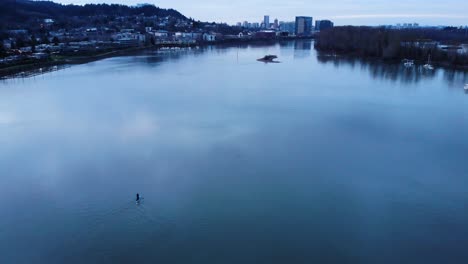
[1,40,468,264]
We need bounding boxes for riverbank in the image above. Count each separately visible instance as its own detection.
[316,51,468,71]
[0,37,313,79]
[315,26,468,71]
[0,45,153,79]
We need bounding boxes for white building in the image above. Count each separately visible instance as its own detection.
[112,32,146,46]
[153,30,169,38]
[203,33,216,42]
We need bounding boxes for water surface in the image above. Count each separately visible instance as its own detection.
[1,40,468,264]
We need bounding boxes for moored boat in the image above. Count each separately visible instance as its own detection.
[423,54,434,70]
[403,59,414,67]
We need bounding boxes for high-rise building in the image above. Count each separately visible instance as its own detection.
[243,21,250,28]
[280,21,295,34]
[264,15,270,29]
[273,18,279,29]
[236,22,242,27]
[295,16,313,36]
[315,20,334,31]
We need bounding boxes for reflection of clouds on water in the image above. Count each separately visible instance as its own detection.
[34,151,65,188]
[2,41,468,264]
[0,112,17,125]
[119,112,160,141]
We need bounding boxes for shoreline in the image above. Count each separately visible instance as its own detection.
[315,49,468,72]
[0,46,152,79]
[313,26,468,72]
[0,37,314,79]
[3,37,467,80]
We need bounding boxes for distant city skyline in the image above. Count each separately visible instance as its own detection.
[54,0,468,26]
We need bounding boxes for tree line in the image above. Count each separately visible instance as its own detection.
[314,26,468,67]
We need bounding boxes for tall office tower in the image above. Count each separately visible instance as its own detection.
[264,15,270,29]
[295,16,313,36]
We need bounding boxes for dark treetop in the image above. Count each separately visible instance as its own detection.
[0,0,186,28]
[314,26,468,68]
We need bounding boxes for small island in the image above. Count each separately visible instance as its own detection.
[257,55,279,63]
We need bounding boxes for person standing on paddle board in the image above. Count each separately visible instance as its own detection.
[136,193,140,202]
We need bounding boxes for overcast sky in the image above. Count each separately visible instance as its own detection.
[55,0,468,26]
